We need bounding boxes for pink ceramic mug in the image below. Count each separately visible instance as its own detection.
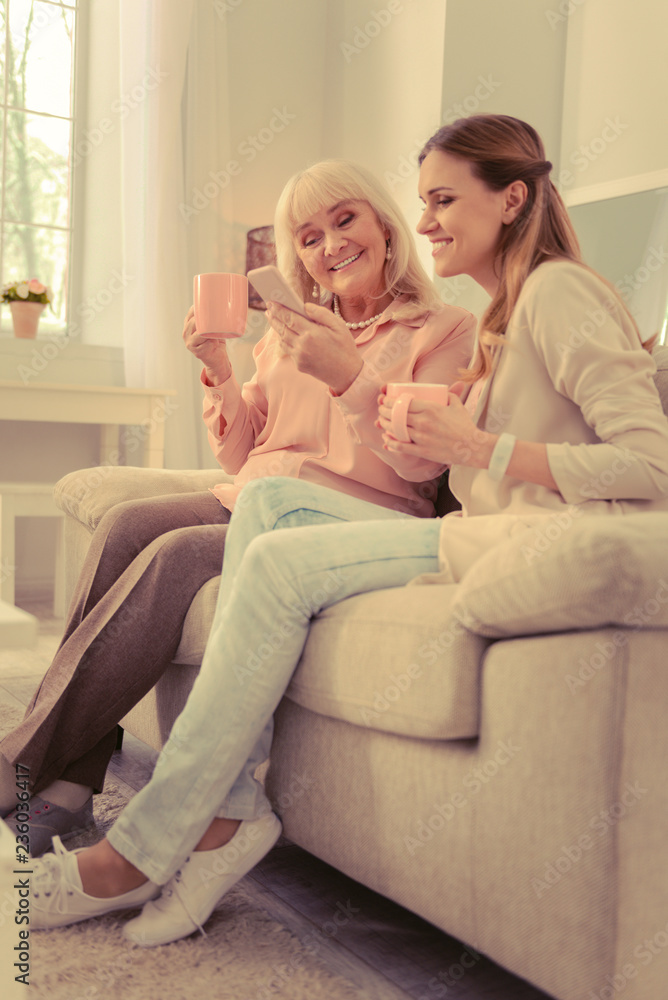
[386,382,449,442]
[193,273,248,338]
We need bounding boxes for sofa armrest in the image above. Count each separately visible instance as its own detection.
[53,465,231,533]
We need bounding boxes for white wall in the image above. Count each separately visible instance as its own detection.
[561,0,668,205]
[336,0,447,275]
[431,0,569,316]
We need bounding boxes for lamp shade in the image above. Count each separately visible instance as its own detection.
[245,226,277,309]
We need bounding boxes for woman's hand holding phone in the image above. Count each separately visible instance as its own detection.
[249,265,362,391]
[266,300,363,394]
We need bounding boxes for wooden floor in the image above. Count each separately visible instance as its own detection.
[0,601,554,1000]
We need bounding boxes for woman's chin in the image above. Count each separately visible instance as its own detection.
[331,276,380,302]
[433,259,466,281]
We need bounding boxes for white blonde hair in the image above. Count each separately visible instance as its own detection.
[273,159,442,322]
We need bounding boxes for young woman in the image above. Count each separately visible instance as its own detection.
[27,115,668,943]
[0,160,474,854]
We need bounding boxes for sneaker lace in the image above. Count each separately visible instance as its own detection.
[32,837,72,901]
[165,862,207,939]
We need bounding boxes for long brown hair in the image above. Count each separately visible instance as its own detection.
[419,114,651,380]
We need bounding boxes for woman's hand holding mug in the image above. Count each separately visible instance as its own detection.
[182,272,247,385]
[378,381,493,468]
[384,382,450,443]
[182,305,233,386]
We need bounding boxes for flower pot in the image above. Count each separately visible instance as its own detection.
[9,301,46,338]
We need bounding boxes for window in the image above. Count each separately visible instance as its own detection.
[0,0,78,336]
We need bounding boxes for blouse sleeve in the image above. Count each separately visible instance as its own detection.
[202,339,271,475]
[523,263,668,504]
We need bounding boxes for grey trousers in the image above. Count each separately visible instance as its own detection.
[0,492,230,794]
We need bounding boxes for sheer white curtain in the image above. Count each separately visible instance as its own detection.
[118,0,226,469]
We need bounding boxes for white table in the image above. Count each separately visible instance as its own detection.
[0,483,65,616]
[0,380,177,468]
[0,599,37,648]
[0,380,176,645]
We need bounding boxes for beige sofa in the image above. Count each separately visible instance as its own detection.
[53,347,668,1000]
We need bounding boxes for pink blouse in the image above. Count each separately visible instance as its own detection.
[202,299,475,517]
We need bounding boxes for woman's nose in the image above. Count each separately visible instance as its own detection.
[323,231,347,255]
[416,208,435,235]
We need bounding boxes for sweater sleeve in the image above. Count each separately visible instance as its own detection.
[333,308,476,483]
[201,339,271,475]
[522,263,668,504]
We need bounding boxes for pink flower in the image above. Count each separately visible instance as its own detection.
[28,279,46,294]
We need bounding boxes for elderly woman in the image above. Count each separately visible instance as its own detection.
[0,160,474,853]
[28,115,668,945]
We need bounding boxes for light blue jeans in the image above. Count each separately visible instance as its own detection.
[107,478,441,883]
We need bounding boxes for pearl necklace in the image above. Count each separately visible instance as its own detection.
[332,295,385,331]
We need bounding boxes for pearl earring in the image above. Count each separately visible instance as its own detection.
[312,283,319,300]
[385,240,392,260]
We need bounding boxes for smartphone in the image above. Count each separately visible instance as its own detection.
[247,265,307,317]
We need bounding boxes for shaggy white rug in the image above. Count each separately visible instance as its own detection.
[0,703,366,1000]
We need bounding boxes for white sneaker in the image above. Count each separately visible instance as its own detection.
[31,836,160,929]
[123,812,282,947]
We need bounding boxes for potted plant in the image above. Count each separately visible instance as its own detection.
[2,278,53,338]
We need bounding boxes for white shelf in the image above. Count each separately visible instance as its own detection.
[0,599,37,649]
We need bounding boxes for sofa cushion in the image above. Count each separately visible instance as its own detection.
[177,581,488,740]
[284,586,489,740]
[54,466,228,532]
[452,511,668,637]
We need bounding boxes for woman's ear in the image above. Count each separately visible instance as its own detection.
[502,181,528,224]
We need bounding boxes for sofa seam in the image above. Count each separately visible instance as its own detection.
[609,629,630,982]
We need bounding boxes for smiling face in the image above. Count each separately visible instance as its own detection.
[294,199,390,305]
[417,150,516,297]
